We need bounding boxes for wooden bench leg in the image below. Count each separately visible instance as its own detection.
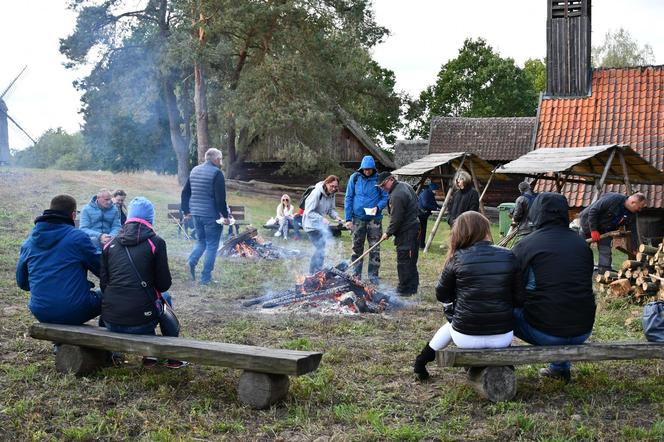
[55,344,110,376]
[467,366,517,402]
[237,371,289,409]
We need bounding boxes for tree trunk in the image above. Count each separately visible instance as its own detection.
[163,77,190,185]
[194,62,210,164]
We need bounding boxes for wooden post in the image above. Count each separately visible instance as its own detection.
[238,370,290,409]
[424,155,467,253]
[414,176,427,194]
[55,344,110,376]
[467,366,517,402]
[618,148,642,245]
[468,159,485,215]
[591,147,617,203]
[478,171,496,204]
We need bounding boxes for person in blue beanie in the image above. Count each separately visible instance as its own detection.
[344,156,388,284]
[17,194,102,325]
[417,181,441,249]
[100,197,187,369]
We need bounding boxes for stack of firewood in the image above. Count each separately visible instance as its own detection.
[595,242,664,303]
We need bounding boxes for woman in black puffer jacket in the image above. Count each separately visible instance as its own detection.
[414,211,520,380]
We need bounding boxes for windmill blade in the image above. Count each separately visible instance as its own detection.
[1,65,27,100]
[2,109,37,145]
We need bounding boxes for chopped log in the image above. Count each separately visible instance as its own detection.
[609,279,632,298]
[55,344,111,376]
[594,274,605,284]
[603,271,618,281]
[636,252,647,263]
[639,244,659,255]
[617,270,624,279]
[642,282,659,294]
[467,366,517,402]
[635,276,646,287]
[217,227,258,255]
[624,269,633,279]
[237,371,289,409]
[622,260,642,270]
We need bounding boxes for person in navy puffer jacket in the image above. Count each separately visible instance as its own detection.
[344,156,389,284]
[17,194,102,325]
[79,189,121,252]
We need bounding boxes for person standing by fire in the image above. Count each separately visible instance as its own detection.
[303,175,343,274]
[181,148,230,285]
[377,172,420,296]
[344,156,389,285]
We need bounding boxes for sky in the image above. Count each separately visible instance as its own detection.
[1,0,663,151]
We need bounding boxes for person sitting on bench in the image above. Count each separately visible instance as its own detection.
[512,192,595,382]
[100,197,187,369]
[275,194,300,240]
[17,194,103,325]
[413,211,519,381]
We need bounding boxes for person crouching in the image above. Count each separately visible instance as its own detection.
[413,211,519,380]
[100,197,187,369]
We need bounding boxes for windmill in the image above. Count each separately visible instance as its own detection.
[0,66,36,165]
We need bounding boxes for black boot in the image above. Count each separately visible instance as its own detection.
[413,343,436,381]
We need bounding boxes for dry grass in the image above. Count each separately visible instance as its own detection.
[0,167,662,441]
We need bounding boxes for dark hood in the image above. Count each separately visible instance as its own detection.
[116,221,156,246]
[30,210,75,249]
[530,192,570,228]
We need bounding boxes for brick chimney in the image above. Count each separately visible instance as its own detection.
[546,0,592,97]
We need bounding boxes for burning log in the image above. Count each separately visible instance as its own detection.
[262,284,351,309]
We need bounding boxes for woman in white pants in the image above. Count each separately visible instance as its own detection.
[414,211,520,380]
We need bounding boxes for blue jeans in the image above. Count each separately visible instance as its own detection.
[512,308,591,372]
[189,216,222,284]
[307,230,328,274]
[105,292,179,337]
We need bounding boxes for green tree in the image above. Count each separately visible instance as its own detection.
[13,128,93,170]
[592,28,655,68]
[523,58,546,95]
[405,38,538,139]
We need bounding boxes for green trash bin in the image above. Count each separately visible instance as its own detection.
[497,202,516,237]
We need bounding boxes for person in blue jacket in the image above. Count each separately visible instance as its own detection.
[79,189,121,252]
[16,194,103,325]
[417,181,441,249]
[344,156,389,284]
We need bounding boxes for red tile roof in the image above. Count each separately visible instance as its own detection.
[429,117,536,161]
[535,66,664,208]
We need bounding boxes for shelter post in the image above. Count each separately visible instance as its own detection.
[468,159,485,215]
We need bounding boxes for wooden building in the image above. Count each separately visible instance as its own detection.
[534,0,664,242]
[240,108,394,184]
[427,116,537,206]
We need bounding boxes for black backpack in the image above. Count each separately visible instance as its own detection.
[298,185,316,211]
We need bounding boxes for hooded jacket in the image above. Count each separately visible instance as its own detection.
[16,210,101,324]
[418,184,441,215]
[436,241,519,335]
[344,156,389,222]
[447,186,480,225]
[100,219,172,326]
[512,193,595,337]
[386,181,420,237]
[302,181,340,232]
[79,196,121,244]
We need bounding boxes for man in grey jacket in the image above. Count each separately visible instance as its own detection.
[181,148,230,285]
[378,172,420,296]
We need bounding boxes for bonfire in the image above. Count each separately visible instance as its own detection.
[217,227,300,260]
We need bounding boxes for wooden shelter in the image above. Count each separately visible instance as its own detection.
[391,152,500,252]
[496,144,664,198]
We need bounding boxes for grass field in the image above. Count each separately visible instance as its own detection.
[0,168,662,441]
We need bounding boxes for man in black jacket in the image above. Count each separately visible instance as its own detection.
[378,172,420,295]
[579,192,646,273]
[512,193,595,381]
[511,181,537,239]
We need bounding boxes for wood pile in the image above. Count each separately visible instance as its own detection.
[595,242,664,303]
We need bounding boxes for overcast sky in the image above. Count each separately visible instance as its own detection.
[1,0,663,151]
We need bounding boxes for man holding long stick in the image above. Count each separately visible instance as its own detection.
[378,172,420,296]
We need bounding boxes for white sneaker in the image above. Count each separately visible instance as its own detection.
[274,231,281,237]
[284,235,288,240]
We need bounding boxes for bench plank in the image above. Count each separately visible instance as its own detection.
[438,342,664,367]
[30,323,322,376]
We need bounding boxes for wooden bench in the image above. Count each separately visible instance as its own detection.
[168,204,248,238]
[30,323,322,409]
[437,342,664,402]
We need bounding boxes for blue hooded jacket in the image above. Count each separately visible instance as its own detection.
[344,156,389,221]
[418,183,441,214]
[79,195,121,248]
[16,210,102,324]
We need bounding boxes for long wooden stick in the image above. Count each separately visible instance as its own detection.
[348,237,386,269]
[585,230,630,244]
